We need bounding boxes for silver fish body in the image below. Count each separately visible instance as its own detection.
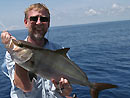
[11,39,89,86]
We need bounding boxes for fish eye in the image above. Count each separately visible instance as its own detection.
[18,43,24,47]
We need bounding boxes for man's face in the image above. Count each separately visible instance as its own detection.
[24,8,50,41]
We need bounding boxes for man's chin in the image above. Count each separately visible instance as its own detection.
[34,35,44,40]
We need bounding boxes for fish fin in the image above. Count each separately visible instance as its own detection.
[55,48,70,57]
[90,83,118,98]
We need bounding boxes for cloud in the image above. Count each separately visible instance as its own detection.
[92,3,130,16]
[52,3,130,19]
[112,3,120,9]
[111,3,125,12]
[85,9,100,16]
[50,3,130,26]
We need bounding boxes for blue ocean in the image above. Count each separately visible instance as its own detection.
[0,20,130,98]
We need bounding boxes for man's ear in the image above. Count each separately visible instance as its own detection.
[24,18,28,28]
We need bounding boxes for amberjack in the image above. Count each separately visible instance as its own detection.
[5,39,117,98]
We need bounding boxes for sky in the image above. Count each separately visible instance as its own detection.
[0,0,130,30]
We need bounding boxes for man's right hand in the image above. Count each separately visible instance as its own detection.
[1,31,16,44]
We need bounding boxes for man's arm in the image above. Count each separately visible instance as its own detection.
[14,63,33,92]
[1,31,33,92]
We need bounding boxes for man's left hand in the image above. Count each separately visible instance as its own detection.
[51,77,72,96]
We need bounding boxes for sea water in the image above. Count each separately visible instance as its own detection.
[0,20,130,98]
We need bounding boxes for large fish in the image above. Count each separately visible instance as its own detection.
[6,39,117,98]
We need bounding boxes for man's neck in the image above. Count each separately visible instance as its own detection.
[27,36,45,47]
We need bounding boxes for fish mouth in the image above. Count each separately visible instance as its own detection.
[12,39,23,47]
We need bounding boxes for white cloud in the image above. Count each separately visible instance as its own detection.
[50,3,130,26]
[83,3,130,19]
[85,9,100,16]
[112,3,120,9]
[112,3,125,12]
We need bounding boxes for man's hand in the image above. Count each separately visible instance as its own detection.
[1,31,11,44]
[1,31,16,44]
[51,78,72,97]
[1,31,18,51]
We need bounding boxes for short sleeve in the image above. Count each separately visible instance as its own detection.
[4,51,15,85]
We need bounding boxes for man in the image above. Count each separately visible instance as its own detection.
[1,3,72,98]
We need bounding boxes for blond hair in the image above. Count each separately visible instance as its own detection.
[24,3,50,19]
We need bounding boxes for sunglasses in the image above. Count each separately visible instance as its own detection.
[30,16,49,22]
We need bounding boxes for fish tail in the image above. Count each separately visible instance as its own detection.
[90,83,118,98]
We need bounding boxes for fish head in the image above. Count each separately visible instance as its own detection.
[9,39,33,65]
[12,39,43,49]
[12,39,31,49]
